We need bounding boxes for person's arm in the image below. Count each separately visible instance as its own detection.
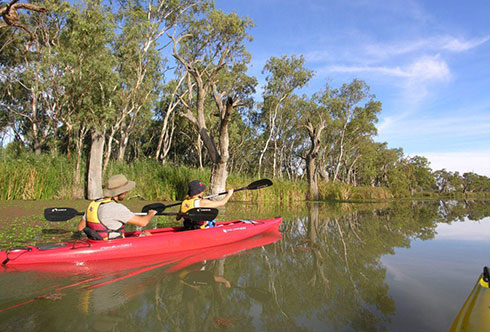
[126,209,157,227]
[77,217,86,232]
[199,189,234,208]
[214,275,231,288]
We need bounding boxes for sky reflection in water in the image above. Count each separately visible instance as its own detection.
[382,216,490,331]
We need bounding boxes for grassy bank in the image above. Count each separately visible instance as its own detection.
[1,153,488,201]
[0,153,76,200]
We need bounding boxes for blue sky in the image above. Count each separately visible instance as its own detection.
[215,0,490,176]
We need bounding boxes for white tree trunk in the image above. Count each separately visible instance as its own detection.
[87,129,105,200]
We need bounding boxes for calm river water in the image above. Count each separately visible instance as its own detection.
[0,200,489,331]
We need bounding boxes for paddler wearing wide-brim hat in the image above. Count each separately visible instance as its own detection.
[103,174,136,198]
[77,174,157,240]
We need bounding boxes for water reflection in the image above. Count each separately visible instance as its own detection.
[0,200,489,331]
[261,200,490,331]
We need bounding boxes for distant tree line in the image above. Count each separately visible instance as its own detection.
[1,0,489,199]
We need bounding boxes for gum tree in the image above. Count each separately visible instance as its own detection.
[257,55,313,178]
[59,0,119,199]
[171,6,254,193]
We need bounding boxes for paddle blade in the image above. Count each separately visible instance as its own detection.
[246,179,273,190]
[44,207,83,222]
[184,208,218,222]
[142,203,166,214]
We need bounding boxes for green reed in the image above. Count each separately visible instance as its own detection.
[6,152,482,202]
[0,152,76,200]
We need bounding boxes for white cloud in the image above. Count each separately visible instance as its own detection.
[378,112,490,138]
[316,55,451,104]
[440,36,490,52]
[404,55,450,81]
[416,151,490,176]
[364,36,490,59]
[377,110,490,176]
[325,55,451,82]
[325,65,404,76]
[307,35,490,67]
[435,219,490,241]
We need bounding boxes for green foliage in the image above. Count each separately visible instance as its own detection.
[1,1,489,200]
[317,181,392,201]
[1,151,488,201]
[387,168,410,197]
[59,0,119,130]
[105,159,210,201]
[0,149,76,199]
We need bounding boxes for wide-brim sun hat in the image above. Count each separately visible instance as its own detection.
[103,174,136,197]
[188,180,206,196]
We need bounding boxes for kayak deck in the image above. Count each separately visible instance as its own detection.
[450,267,490,332]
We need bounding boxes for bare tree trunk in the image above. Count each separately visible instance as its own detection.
[209,160,228,196]
[31,86,42,155]
[305,119,325,200]
[208,96,235,195]
[70,126,87,199]
[160,113,176,165]
[196,135,203,169]
[118,134,129,162]
[273,138,278,178]
[306,156,319,200]
[117,106,138,163]
[117,120,129,162]
[156,73,187,161]
[333,129,346,182]
[74,126,86,187]
[87,129,105,200]
[258,104,279,178]
[103,128,115,171]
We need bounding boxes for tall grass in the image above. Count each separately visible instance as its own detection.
[105,160,211,201]
[4,152,484,202]
[106,160,308,203]
[317,181,392,201]
[0,151,76,200]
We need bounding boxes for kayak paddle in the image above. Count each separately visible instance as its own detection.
[44,207,218,222]
[141,178,273,213]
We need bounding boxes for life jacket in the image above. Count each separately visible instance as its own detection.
[180,197,205,230]
[86,198,125,240]
[180,197,200,214]
[180,198,215,229]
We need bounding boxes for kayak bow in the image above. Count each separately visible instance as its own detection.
[449,266,490,332]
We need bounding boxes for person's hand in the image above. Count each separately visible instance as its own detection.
[148,209,157,217]
[228,189,234,195]
[224,280,231,288]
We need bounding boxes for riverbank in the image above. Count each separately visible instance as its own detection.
[0,153,488,201]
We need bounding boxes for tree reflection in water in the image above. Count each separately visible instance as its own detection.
[2,200,489,331]
[143,200,490,331]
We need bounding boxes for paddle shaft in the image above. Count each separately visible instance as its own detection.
[56,211,181,217]
[159,187,244,209]
[159,183,269,208]
[140,179,272,215]
[44,207,217,222]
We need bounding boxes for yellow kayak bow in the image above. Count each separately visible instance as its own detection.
[450,266,490,332]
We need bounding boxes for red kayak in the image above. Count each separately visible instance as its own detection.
[1,229,281,275]
[0,217,282,266]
